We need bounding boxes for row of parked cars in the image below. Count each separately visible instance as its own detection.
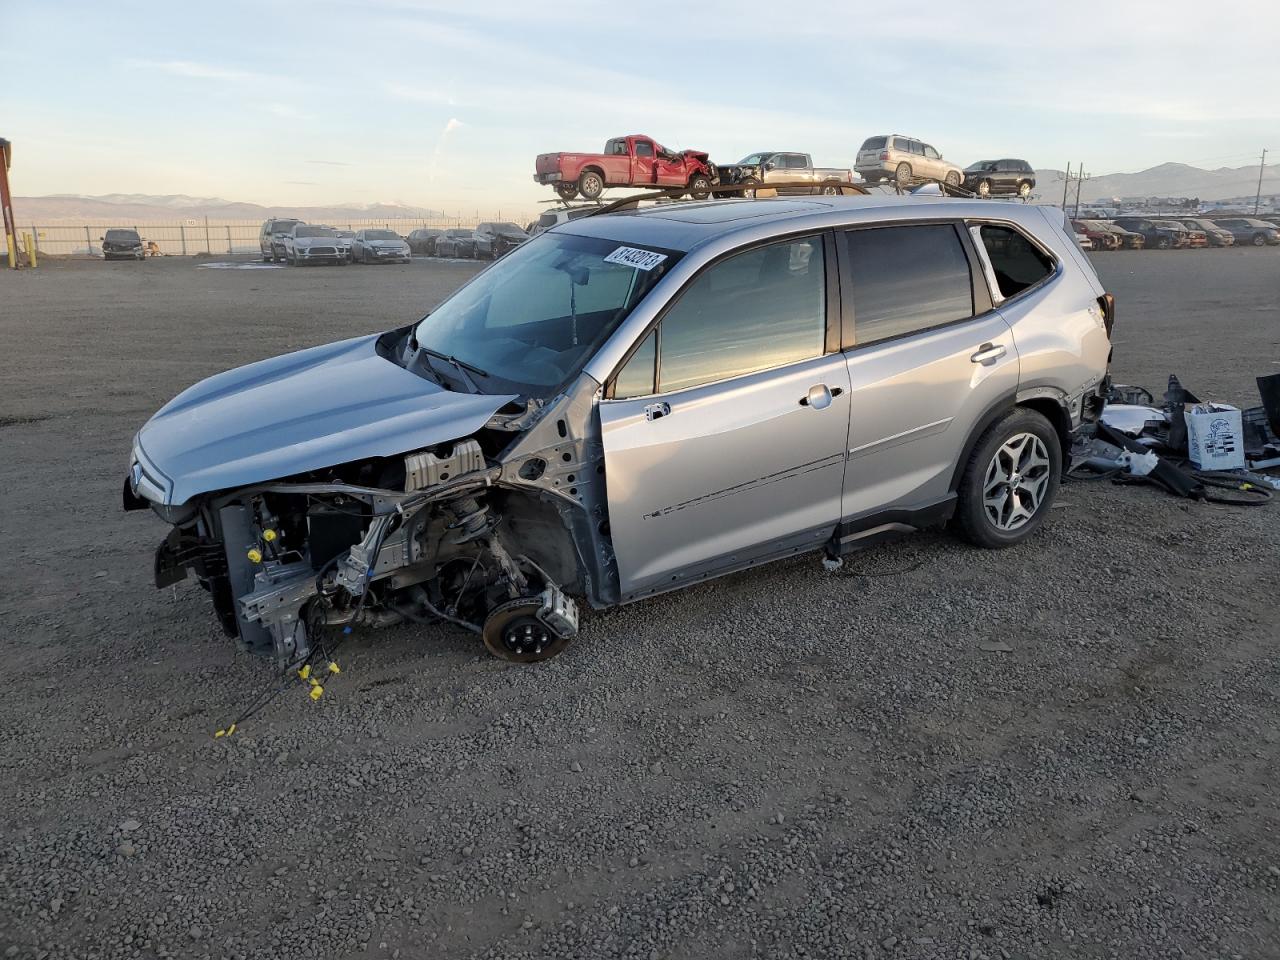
[1072,216,1280,250]
[257,218,533,264]
[534,132,1038,200]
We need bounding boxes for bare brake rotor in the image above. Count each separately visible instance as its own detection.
[482,597,574,663]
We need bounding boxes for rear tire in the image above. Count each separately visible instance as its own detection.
[955,409,1061,549]
[1156,236,1171,250]
[944,171,961,188]
[554,182,578,201]
[578,170,604,200]
[819,182,840,195]
[1017,180,1032,198]
[895,162,912,186]
[1252,233,1267,247]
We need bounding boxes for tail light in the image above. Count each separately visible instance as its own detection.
[879,151,890,161]
[1097,293,1115,338]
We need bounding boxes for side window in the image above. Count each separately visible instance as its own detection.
[624,237,825,395]
[924,145,940,160]
[634,141,654,158]
[785,154,807,169]
[976,224,1055,299]
[613,331,656,399]
[910,141,926,156]
[844,225,974,345]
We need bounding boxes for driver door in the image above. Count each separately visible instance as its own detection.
[631,139,656,185]
[598,235,850,599]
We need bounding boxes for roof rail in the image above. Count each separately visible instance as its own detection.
[580,181,871,219]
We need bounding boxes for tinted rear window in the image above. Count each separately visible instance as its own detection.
[860,137,887,150]
[845,225,974,345]
[977,225,1055,299]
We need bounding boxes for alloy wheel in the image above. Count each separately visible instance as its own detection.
[982,432,1051,531]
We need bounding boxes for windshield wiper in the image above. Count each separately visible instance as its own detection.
[418,345,489,393]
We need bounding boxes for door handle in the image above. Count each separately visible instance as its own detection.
[970,342,1007,365]
[799,384,842,409]
[644,401,671,421]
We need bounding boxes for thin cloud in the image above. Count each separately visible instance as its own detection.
[385,82,456,105]
[123,58,285,86]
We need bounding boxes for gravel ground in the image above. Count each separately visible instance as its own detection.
[2,249,1279,960]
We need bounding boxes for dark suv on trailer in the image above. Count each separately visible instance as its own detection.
[963,159,1036,198]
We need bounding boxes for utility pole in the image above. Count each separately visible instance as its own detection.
[1062,162,1072,208]
[1255,148,1269,215]
[0,137,16,269]
[1074,168,1091,218]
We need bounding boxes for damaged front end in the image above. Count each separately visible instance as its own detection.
[125,342,619,667]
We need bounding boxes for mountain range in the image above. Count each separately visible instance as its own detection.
[13,161,1279,220]
[15,194,444,222]
[1030,161,1277,205]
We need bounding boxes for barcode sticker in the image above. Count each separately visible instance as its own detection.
[604,246,668,271]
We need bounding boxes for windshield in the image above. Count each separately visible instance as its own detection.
[296,226,337,238]
[965,161,996,171]
[269,220,298,232]
[413,232,681,397]
[364,230,400,240]
[492,221,525,237]
[738,153,769,165]
[105,229,139,241]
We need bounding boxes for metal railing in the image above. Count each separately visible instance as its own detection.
[1,214,540,258]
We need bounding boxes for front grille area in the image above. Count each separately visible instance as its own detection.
[304,246,338,256]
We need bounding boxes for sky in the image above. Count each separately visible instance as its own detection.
[3,0,1277,214]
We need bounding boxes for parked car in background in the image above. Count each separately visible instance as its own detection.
[123,196,1114,667]
[535,134,715,201]
[101,228,145,261]
[1212,217,1280,246]
[406,228,444,255]
[854,135,964,187]
[1177,218,1234,247]
[1072,220,1120,250]
[529,206,599,236]
[473,221,529,260]
[434,228,476,258]
[714,151,854,197]
[282,224,347,265]
[259,218,302,262]
[963,159,1037,198]
[1112,217,1186,250]
[333,229,355,261]
[1092,221,1145,249]
[1073,228,1093,251]
[351,229,411,264]
[1155,220,1205,248]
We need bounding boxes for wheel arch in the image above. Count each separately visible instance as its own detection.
[946,389,1071,495]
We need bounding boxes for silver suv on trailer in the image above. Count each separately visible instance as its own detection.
[125,196,1114,666]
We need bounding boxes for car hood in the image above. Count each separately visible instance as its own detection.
[294,237,339,247]
[135,334,517,505]
[365,239,407,248]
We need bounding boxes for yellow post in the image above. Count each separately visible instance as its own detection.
[25,231,37,268]
[4,234,13,269]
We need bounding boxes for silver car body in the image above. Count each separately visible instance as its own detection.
[281,224,346,265]
[126,196,1111,664]
[352,230,411,263]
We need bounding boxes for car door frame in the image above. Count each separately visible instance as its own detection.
[829,217,1018,542]
[596,229,848,600]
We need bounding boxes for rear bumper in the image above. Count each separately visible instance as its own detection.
[534,172,564,183]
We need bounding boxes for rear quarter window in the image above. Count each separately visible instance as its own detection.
[975,224,1055,299]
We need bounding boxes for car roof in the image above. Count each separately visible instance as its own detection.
[558,195,1060,253]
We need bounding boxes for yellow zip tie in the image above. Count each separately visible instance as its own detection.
[309,684,324,701]
[328,661,341,675]
[214,722,237,738]
[298,664,311,680]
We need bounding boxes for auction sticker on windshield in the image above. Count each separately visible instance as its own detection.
[604,246,668,271]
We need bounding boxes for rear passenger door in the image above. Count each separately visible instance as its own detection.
[837,222,1019,518]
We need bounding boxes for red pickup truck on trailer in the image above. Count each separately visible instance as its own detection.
[534,134,716,201]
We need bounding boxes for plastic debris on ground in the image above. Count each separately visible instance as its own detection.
[1068,374,1278,507]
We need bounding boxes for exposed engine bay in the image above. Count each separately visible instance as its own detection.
[125,327,619,667]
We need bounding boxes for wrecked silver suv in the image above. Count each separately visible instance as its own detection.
[125,196,1114,665]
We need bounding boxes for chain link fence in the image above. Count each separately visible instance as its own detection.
[3,213,541,258]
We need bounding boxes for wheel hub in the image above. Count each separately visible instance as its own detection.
[982,432,1050,531]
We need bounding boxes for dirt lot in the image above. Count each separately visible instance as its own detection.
[2,249,1279,960]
